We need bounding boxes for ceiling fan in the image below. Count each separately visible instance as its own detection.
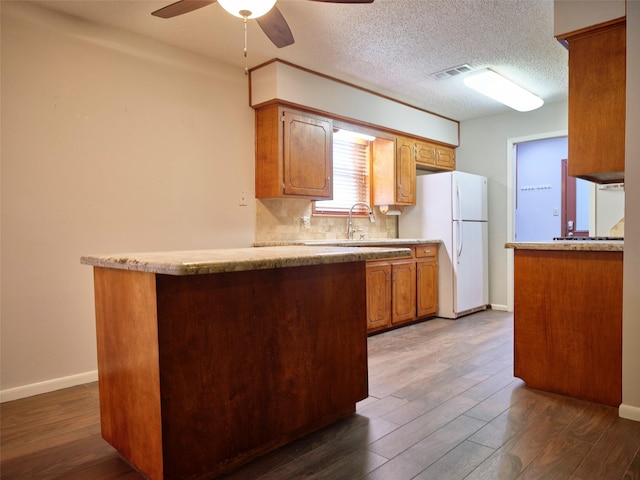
[151,0,374,48]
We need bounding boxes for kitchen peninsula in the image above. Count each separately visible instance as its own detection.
[81,245,410,480]
[506,240,623,407]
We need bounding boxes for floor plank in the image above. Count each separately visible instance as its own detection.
[2,311,640,480]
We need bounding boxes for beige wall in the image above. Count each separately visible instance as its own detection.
[1,2,256,399]
[3,1,638,420]
[456,101,569,310]
[554,0,626,36]
[622,0,640,421]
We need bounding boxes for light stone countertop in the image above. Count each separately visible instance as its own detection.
[505,241,623,252]
[80,245,413,276]
[254,238,442,247]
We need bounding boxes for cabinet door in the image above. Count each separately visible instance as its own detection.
[436,146,456,170]
[567,21,625,182]
[415,139,455,171]
[395,139,416,205]
[415,141,436,167]
[366,262,391,332]
[417,259,438,317]
[391,261,416,324]
[282,110,333,198]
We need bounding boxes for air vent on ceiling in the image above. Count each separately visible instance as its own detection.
[431,64,474,80]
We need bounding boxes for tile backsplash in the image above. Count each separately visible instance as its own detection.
[255,198,398,243]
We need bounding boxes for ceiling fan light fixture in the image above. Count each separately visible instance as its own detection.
[218,0,277,18]
[463,68,544,112]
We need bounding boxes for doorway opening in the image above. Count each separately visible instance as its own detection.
[513,136,589,242]
[506,130,567,311]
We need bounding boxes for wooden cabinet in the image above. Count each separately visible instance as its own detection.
[391,260,416,325]
[255,105,333,199]
[372,137,415,212]
[366,262,392,331]
[365,244,439,333]
[90,261,368,479]
[415,139,456,171]
[395,139,417,204]
[560,19,626,184]
[416,245,438,317]
[512,248,622,407]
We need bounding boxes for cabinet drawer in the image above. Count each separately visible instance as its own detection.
[415,244,438,258]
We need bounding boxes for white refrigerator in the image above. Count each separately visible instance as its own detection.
[399,171,489,319]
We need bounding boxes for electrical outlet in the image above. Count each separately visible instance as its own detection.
[239,191,248,207]
[301,216,311,230]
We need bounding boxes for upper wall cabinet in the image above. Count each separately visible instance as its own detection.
[559,19,626,184]
[255,105,333,199]
[415,139,456,171]
[372,137,416,212]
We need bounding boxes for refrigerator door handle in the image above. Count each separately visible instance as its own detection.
[456,182,463,221]
[456,221,463,262]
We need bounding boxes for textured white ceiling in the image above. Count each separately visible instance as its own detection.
[30,0,568,121]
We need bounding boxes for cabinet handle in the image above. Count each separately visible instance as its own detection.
[423,249,431,254]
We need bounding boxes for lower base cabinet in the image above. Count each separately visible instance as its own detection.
[365,262,391,331]
[391,260,417,325]
[366,244,438,333]
[416,245,438,318]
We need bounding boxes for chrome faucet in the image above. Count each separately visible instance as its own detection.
[348,202,375,240]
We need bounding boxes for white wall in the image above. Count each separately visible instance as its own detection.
[593,186,625,236]
[456,101,568,310]
[1,2,256,400]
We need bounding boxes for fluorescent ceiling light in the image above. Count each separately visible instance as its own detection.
[218,0,277,18]
[463,68,544,112]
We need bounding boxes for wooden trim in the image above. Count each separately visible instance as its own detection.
[556,16,626,42]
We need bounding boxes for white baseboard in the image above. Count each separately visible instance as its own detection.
[0,370,98,403]
[490,303,511,312]
[619,403,640,422]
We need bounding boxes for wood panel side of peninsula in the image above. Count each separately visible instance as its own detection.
[512,248,622,407]
[92,261,368,480]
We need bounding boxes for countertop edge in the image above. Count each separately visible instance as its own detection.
[254,238,442,247]
[80,246,413,275]
[505,241,623,252]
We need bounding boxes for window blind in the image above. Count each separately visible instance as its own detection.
[315,137,371,214]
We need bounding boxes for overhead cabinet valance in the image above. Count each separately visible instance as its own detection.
[249,59,459,147]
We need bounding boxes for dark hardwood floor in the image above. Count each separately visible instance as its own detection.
[2,311,640,479]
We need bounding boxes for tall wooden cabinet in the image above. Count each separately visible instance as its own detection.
[365,244,439,333]
[255,105,333,199]
[372,137,416,212]
[559,19,626,184]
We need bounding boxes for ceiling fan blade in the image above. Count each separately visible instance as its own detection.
[307,0,374,3]
[256,6,295,48]
[151,0,216,19]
